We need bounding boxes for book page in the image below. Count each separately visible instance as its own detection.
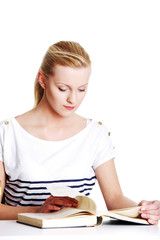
[96,207,149,225]
[47,186,81,197]
[47,186,97,214]
[97,206,141,218]
[76,196,96,214]
[110,206,141,218]
[18,196,97,220]
[18,207,90,220]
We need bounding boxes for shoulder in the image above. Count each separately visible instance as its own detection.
[0,118,12,141]
[90,119,111,137]
[0,118,11,130]
[14,110,33,125]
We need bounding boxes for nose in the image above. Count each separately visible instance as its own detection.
[67,91,76,104]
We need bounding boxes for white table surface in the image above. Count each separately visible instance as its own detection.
[0,219,160,240]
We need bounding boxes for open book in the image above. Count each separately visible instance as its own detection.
[17,187,149,228]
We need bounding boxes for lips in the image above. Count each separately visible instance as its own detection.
[64,106,75,110]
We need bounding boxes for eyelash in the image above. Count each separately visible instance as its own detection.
[58,88,85,92]
[58,88,67,92]
[78,89,85,92]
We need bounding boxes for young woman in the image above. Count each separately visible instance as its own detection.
[0,41,160,224]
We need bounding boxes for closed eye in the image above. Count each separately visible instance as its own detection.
[58,87,68,92]
[78,88,86,92]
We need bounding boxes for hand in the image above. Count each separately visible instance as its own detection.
[139,200,160,225]
[36,195,78,213]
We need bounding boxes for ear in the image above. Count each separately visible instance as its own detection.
[38,72,46,89]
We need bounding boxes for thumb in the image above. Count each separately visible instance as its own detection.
[139,200,154,206]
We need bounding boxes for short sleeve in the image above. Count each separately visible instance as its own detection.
[93,123,115,170]
[0,121,4,162]
[0,120,9,162]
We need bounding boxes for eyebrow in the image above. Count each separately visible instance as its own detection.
[57,83,88,88]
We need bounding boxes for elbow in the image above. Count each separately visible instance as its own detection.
[105,193,125,210]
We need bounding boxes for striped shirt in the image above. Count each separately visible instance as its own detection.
[0,117,115,206]
[5,177,96,206]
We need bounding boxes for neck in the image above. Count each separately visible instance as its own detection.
[33,97,76,127]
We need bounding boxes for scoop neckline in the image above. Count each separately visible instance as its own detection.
[11,117,94,144]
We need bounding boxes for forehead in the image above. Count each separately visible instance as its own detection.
[52,65,91,85]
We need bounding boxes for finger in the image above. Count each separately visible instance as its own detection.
[52,199,72,207]
[45,196,78,208]
[140,201,160,211]
[139,200,154,206]
[44,195,54,203]
[140,209,160,216]
[54,196,78,204]
[44,205,61,213]
[148,219,159,225]
[52,198,77,207]
[141,212,160,220]
[64,196,79,204]
[53,197,78,207]
[63,197,78,207]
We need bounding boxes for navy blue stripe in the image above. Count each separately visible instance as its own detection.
[79,188,93,193]
[5,185,50,196]
[5,196,42,206]
[85,193,90,196]
[7,176,96,184]
[69,182,95,188]
[6,183,47,190]
[5,191,46,202]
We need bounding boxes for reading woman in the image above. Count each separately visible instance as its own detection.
[0,41,160,224]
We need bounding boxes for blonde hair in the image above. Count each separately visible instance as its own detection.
[34,41,91,106]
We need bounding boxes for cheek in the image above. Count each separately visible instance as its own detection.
[77,93,86,103]
[46,88,60,101]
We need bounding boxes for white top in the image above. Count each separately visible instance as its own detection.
[0,117,115,206]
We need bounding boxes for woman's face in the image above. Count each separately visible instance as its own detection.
[43,65,91,117]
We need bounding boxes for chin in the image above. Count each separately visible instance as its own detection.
[51,106,77,118]
[55,111,75,118]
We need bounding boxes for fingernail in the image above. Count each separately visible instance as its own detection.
[54,206,61,210]
[141,207,146,211]
[148,219,153,225]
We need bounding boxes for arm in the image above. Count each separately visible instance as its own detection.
[95,158,138,210]
[95,158,160,225]
[0,161,39,219]
[0,161,78,220]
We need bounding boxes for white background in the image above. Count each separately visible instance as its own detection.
[0,0,160,209]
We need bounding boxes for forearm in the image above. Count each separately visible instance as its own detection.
[106,194,138,210]
[0,195,78,220]
[0,203,40,220]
